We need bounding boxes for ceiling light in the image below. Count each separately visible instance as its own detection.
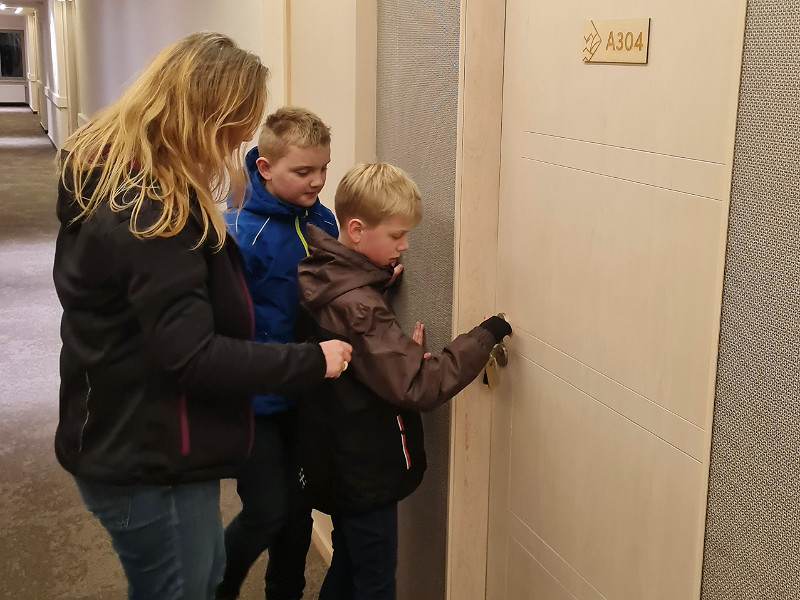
[0,4,7,10]
[15,7,22,13]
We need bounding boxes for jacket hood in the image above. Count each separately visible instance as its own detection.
[240,146,319,218]
[299,225,394,311]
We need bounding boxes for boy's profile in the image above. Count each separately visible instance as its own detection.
[217,107,339,600]
[296,162,512,599]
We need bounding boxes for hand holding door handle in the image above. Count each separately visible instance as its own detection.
[482,313,511,388]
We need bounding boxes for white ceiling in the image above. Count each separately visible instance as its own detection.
[1,0,45,13]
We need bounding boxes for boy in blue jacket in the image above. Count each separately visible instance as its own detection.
[217,107,339,600]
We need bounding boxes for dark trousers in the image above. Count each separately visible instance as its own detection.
[319,503,398,600]
[217,412,312,600]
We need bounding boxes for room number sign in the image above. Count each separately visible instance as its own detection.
[583,19,651,64]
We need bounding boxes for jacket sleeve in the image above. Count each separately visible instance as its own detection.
[109,223,326,396]
[343,297,496,412]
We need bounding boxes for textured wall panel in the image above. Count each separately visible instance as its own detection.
[702,2,800,598]
[377,2,460,599]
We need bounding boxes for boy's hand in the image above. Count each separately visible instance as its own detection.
[387,264,404,287]
[412,321,432,360]
[319,340,353,378]
[479,315,513,344]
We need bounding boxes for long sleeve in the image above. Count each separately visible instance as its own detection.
[342,297,495,412]
[110,222,326,396]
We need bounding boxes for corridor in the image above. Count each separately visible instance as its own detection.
[0,105,124,598]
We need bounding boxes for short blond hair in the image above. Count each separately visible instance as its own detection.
[61,32,268,249]
[334,163,422,227]
[257,106,331,162]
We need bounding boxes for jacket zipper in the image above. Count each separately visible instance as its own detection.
[78,373,91,452]
[295,213,310,257]
[178,392,190,455]
[397,415,411,470]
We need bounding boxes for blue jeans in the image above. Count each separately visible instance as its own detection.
[217,412,313,599]
[75,477,225,600]
[319,503,398,600]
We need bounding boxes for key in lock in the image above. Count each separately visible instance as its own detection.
[482,343,508,389]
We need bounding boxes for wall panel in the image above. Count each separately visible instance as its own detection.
[702,2,800,598]
[377,1,460,599]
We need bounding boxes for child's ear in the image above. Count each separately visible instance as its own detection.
[345,218,365,244]
[255,157,272,181]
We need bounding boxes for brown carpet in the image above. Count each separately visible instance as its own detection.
[0,105,327,599]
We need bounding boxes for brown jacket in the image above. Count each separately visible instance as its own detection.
[296,225,496,513]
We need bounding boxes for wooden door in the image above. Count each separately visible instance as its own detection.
[450,1,748,599]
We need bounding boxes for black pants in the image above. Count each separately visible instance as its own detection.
[217,412,312,600]
[319,503,398,600]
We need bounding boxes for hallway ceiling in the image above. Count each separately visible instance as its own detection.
[3,0,44,9]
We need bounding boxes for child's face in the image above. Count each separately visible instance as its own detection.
[256,143,331,207]
[357,215,415,267]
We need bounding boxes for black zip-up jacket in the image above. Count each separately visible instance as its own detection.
[53,174,326,485]
[295,225,497,514]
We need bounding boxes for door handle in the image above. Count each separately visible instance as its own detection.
[492,312,509,367]
[483,313,510,388]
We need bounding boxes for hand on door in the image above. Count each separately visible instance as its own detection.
[479,314,512,389]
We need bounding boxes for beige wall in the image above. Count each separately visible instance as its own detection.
[71,0,286,126]
[287,0,376,211]
[66,0,374,219]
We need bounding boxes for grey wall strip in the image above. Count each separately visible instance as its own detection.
[702,2,800,598]
[377,1,461,599]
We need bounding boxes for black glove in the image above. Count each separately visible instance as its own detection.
[478,315,512,344]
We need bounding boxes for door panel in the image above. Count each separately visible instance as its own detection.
[506,359,706,599]
[486,1,747,598]
[506,536,576,600]
[505,1,743,162]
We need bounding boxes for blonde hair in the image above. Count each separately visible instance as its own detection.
[257,106,331,161]
[60,31,268,248]
[335,163,422,227]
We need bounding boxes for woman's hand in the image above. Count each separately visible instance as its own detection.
[319,340,353,378]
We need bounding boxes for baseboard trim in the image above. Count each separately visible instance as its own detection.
[311,521,333,564]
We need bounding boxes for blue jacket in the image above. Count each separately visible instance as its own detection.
[225,147,338,415]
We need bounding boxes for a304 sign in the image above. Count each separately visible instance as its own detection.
[583,18,651,64]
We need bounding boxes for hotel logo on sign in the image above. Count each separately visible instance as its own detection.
[584,19,651,64]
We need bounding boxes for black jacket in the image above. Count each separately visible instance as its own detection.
[295,225,496,514]
[53,174,326,485]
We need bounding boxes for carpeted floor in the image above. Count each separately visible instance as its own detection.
[0,105,327,599]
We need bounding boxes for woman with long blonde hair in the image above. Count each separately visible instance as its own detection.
[53,32,351,600]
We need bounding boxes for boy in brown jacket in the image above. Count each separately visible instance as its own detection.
[296,162,511,600]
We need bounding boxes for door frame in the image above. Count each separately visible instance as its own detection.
[447,1,506,599]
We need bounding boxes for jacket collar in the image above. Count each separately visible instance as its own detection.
[299,225,394,310]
